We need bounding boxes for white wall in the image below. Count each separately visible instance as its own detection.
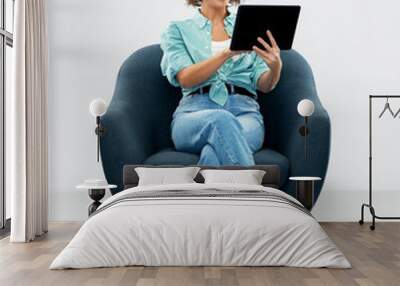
[48,0,400,221]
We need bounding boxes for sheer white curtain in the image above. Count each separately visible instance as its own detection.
[9,0,48,242]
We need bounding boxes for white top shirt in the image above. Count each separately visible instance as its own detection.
[211,39,231,55]
[211,39,240,61]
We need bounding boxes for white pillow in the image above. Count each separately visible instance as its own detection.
[200,169,266,185]
[135,167,200,186]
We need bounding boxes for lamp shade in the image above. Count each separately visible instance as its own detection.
[89,98,107,117]
[297,99,315,117]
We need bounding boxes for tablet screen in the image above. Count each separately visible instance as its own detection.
[230,5,301,51]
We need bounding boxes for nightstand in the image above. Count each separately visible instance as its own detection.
[77,180,117,216]
[289,177,321,210]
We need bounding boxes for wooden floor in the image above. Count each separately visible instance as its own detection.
[0,222,399,286]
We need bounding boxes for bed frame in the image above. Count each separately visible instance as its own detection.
[123,165,281,190]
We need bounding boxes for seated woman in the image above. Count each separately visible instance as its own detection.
[160,0,282,166]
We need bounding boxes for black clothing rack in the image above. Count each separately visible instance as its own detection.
[359,95,400,230]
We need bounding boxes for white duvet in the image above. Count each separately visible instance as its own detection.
[50,183,350,269]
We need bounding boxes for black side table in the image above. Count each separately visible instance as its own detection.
[77,183,117,216]
[289,177,322,210]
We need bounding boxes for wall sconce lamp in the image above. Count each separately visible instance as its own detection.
[297,99,315,159]
[89,98,107,162]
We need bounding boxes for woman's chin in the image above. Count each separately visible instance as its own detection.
[209,1,228,10]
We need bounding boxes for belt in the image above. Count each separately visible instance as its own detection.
[189,84,255,98]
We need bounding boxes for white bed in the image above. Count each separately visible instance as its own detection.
[50,183,350,269]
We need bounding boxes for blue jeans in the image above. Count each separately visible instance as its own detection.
[171,94,265,166]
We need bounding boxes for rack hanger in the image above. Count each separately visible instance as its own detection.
[393,107,400,118]
[378,97,395,118]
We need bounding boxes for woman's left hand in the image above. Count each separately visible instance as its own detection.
[252,30,282,75]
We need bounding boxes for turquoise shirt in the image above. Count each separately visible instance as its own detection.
[160,9,269,106]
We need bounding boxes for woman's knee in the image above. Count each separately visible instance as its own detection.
[207,110,241,131]
[171,113,202,151]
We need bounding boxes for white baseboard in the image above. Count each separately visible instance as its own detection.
[49,190,112,221]
[48,190,400,222]
[312,190,400,222]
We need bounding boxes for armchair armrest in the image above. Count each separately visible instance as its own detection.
[259,50,331,201]
[275,90,330,201]
[100,98,156,194]
[99,45,182,194]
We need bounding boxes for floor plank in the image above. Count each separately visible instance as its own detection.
[0,222,399,286]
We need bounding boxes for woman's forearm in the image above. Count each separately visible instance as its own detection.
[177,51,232,89]
[257,69,281,93]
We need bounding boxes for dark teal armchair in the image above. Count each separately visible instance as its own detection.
[100,45,330,205]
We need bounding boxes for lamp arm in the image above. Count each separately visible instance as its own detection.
[94,116,106,162]
[305,116,309,160]
[96,116,100,162]
[298,116,310,159]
